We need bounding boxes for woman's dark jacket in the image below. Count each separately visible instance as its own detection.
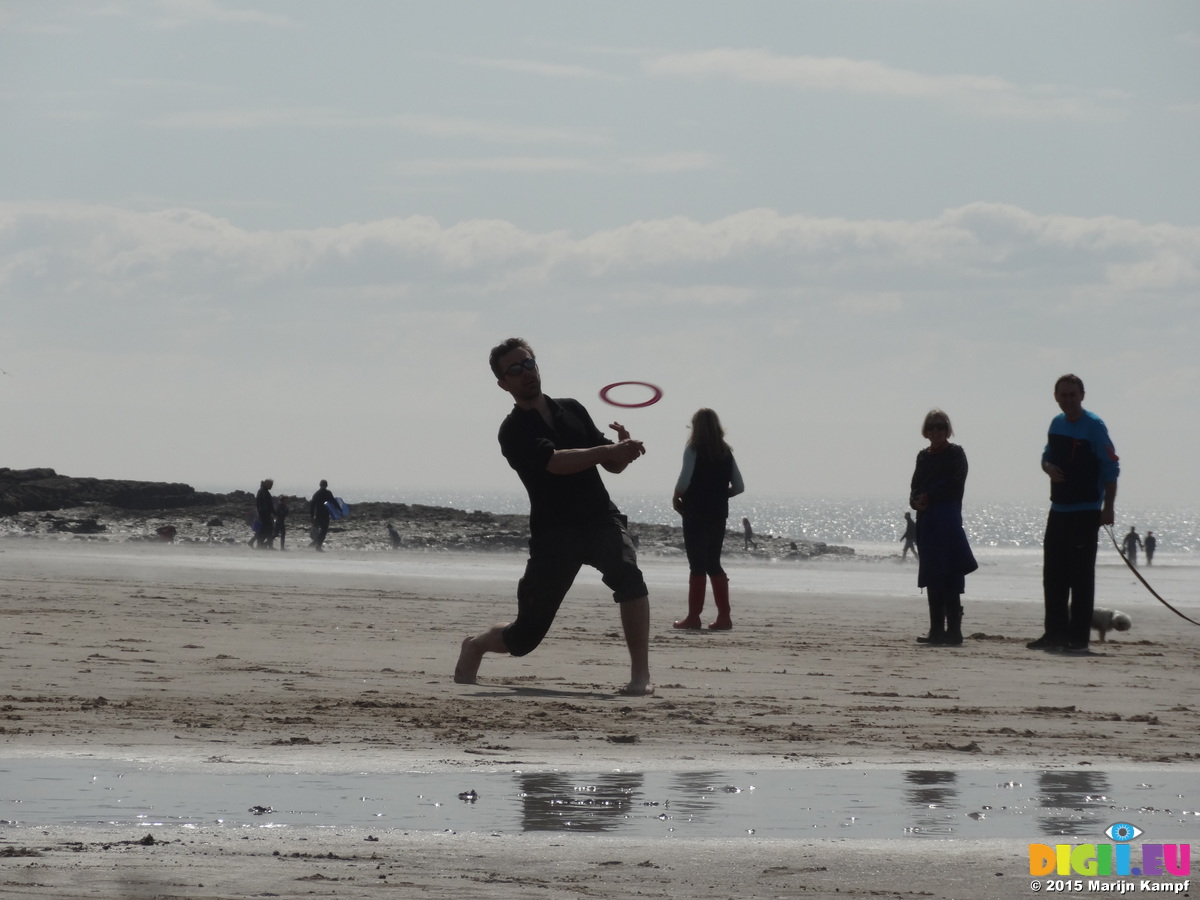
[909,443,978,593]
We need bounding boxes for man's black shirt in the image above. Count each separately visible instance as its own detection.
[498,397,618,531]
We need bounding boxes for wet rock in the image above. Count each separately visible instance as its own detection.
[1,467,855,559]
[49,517,107,534]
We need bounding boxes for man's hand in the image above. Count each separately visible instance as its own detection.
[609,422,631,442]
[609,439,646,465]
[603,422,645,472]
[912,493,930,512]
[1043,462,1065,483]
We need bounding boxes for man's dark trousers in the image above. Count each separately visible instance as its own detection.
[1043,509,1101,645]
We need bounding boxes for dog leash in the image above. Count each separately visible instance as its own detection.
[1104,525,1200,627]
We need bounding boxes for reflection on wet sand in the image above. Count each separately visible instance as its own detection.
[2,762,1190,841]
[904,770,960,836]
[516,771,646,833]
[665,771,729,824]
[1035,770,1112,838]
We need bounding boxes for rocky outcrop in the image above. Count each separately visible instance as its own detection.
[0,468,853,559]
[0,468,220,515]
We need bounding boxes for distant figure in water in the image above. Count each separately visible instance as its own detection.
[742,517,757,551]
[1145,530,1156,565]
[901,511,919,560]
[671,408,745,631]
[1122,526,1143,567]
[387,521,402,549]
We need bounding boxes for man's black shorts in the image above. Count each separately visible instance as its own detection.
[502,512,647,656]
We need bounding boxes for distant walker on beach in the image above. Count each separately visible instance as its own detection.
[273,494,289,551]
[309,480,335,551]
[252,479,274,550]
[454,338,654,696]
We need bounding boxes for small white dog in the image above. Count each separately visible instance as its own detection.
[1091,608,1132,642]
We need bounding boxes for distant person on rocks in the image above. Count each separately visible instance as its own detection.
[742,517,757,551]
[273,495,290,551]
[1122,526,1143,567]
[309,480,335,551]
[454,337,653,696]
[901,511,919,560]
[671,408,745,631]
[388,521,402,549]
[909,409,977,646]
[1027,374,1119,654]
[253,479,275,550]
[1145,531,1156,565]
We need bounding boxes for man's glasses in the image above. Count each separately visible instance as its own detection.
[503,358,537,377]
[926,422,949,431]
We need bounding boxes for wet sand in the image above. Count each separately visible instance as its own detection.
[1,539,1197,899]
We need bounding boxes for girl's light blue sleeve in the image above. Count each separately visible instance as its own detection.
[730,456,745,495]
[674,446,696,493]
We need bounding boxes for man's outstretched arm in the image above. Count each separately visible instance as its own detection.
[546,440,644,475]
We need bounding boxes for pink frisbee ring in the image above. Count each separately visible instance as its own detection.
[599,381,663,408]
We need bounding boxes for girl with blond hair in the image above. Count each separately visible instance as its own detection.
[671,408,745,630]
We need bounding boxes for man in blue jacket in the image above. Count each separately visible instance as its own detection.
[1028,374,1120,653]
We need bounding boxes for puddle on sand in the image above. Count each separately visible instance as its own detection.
[1,763,1196,840]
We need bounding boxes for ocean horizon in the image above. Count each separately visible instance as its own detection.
[331,488,1198,559]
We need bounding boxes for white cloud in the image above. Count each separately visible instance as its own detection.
[3,201,1196,306]
[644,48,1128,122]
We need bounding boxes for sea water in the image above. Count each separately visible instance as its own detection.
[2,761,1196,841]
[348,489,1199,557]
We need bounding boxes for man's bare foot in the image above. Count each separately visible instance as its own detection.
[454,636,483,685]
[618,681,655,697]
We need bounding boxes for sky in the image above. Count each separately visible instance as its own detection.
[2,0,1198,512]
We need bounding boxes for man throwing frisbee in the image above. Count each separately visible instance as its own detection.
[454,337,654,696]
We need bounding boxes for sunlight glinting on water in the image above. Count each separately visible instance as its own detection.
[353,489,1197,553]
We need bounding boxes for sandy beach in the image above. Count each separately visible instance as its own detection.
[2,538,1198,899]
